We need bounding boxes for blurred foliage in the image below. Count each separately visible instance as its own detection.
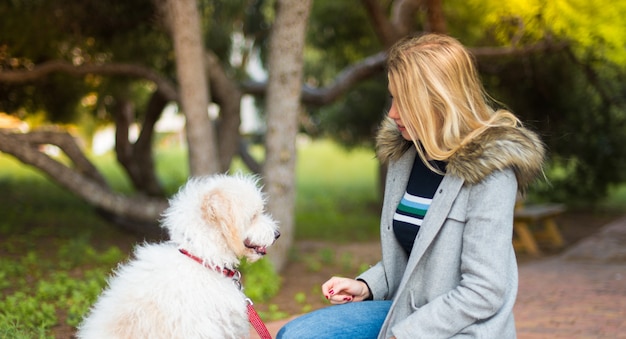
[0,152,280,335]
[0,0,264,125]
[463,0,626,67]
[481,50,626,202]
[2,0,626,203]
[0,138,380,335]
[311,75,389,147]
[303,0,386,147]
[304,1,381,83]
[0,0,165,123]
[299,0,626,202]
[446,0,626,202]
[239,258,281,303]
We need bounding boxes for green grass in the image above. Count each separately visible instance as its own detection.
[0,154,134,337]
[295,139,380,241]
[5,137,622,337]
[0,138,380,337]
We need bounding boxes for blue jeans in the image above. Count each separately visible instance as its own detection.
[276,300,392,339]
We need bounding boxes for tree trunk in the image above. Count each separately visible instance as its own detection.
[390,0,422,37]
[425,0,447,34]
[113,92,167,197]
[361,0,401,48]
[263,0,312,272]
[0,130,168,238]
[0,1,570,243]
[205,51,243,172]
[163,0,219,176]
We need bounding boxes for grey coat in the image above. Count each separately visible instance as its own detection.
[357,118,545,339]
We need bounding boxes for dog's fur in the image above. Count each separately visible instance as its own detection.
[76,174,279,339]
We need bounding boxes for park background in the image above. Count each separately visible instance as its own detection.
[1,0,626,337]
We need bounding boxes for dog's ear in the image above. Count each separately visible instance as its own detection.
[200,189,245,253]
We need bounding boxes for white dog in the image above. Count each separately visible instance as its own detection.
[77,174,280,339]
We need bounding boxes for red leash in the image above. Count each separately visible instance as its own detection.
[179,249,272,339]
[246,298,272,339]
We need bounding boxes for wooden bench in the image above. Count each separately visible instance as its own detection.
[513,202,566,256]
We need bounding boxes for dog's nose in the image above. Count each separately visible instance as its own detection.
[274,230,281,240]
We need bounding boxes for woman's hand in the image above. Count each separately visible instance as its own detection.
[321,276,371,304]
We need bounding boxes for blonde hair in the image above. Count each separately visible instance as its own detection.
[387,33,521,173]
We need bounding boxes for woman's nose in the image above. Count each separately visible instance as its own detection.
[388,102,399,119]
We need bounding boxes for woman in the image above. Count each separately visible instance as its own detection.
[277,33,545,339]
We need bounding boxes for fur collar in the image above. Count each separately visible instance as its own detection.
[375,117,545,189]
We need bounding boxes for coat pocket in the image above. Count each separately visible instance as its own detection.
[446,198,467,223]
[409,290,420,312]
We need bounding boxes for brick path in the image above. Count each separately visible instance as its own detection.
[515,260,625,338]
[253,216,626,339]
[516,216,626,339]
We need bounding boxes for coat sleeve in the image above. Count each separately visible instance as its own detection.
[356,261,390,300]
[391,170,518,338]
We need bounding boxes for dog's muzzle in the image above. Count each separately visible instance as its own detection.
[244,231,280,256]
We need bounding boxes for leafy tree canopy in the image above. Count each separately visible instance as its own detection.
[2,0,626,204]
[301,0,626,202]
[464,0,626,66]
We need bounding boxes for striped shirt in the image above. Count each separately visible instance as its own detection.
[393,157,445,255]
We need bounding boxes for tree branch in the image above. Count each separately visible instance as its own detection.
[361,0,401,48]
[111,96,166,197]
[471,40,570,58]
[10,128,108,187]
[242,51,387,106]
[0,130,168,235]
[243,40,567,106]
[205,51,243,172]
[0,60,179,102]
[238,139,262,174]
